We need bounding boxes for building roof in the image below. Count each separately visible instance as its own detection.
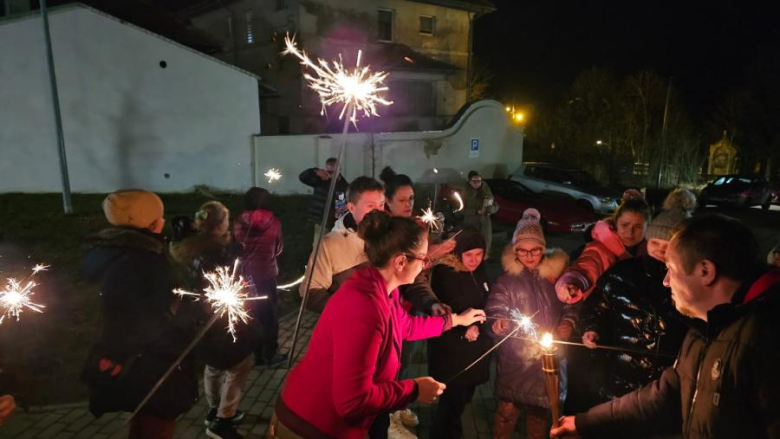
[408,0,496,15]
[369,43,460,72]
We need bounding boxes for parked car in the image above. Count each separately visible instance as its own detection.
[439,179,598,233]
[509,162,622,215]
[699,175,772,210]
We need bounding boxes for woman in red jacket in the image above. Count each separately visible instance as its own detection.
[271,211,486,439]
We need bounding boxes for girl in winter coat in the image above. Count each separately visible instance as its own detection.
[555,191,651,305]
[428,228,494,439]
[272,211,486,439]
[486,209,570,439]
[171,201,256,439]
[232,187,286,368]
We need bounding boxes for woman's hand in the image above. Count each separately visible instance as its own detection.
[414,377,446,404]
[492,319,510,335]
[452,308,486,327]
[0,395,16,425]
[464,325,480,342]
[582,331,599,349]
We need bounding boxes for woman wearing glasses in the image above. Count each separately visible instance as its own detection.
[271,211,486,439]
[486,209,571,439]
[427,227,494,438]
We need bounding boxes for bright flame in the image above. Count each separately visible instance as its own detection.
[283,34,392,126]
[264,168,282,183]
[509,309,539,339]
[452,191,464,212]
[1,266,47,324]
[175,260,267,341]
[418,207,442,231]
[540,332,554,349]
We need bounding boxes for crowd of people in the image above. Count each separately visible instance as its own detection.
[2,158,779,439]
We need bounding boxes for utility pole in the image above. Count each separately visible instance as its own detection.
[41,0,73,213]
[656,77,673,190]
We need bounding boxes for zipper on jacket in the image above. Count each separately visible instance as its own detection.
[686,337,711,435]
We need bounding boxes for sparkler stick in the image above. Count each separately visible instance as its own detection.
[278,274,305,290]
[446,325,521,385]
[540,333,561,428]
[286,34,392,368]
[510,335,677,358]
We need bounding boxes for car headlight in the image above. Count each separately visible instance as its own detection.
[599,197,615,204]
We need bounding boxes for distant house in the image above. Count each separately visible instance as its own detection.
[176,0,496,135]
[0,4,262,193]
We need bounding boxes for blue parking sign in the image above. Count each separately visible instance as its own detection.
[470,138,480,158]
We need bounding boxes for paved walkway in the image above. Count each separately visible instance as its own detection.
[1,310,527,439]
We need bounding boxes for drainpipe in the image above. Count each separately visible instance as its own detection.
[466,12,474,103]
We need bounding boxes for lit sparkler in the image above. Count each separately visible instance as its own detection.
[418,207,442,231]
[282,34,393,125]
[0,265,47,324]
[278,274,305,291]
[264,168,282,183]
[452,191,464,212]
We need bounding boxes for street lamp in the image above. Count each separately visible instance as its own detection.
[514,113,524,122]
[596,140,603,145]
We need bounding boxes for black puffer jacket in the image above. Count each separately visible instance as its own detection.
[579,255,689,401]
[170,233,258,370]
[576,269,780,438]
[82,227,198,418]
[427,255,493,388]
[299,168,349,224]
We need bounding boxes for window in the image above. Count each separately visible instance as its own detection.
[245,10,255,44]
[276,0,287,11]
[419,15,435,35]
[377,9,393,41]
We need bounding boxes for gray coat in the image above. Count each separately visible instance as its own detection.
[486,245,570,408]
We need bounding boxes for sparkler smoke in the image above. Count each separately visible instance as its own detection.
[418,207,442,231]
[452,191,465,212]
[0,265,47,324]
[286,33,392,367]
[264,168,282,183]
[282,34,392,126]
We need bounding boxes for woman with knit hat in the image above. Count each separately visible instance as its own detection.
[486,209,570,439]
[575,188,693,408]
[427,227,494,439]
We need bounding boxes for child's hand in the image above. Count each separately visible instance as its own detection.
[464,325,480,342]
[492,319,509,335]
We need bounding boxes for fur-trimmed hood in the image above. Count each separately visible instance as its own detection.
[500,244,568,280]
[437,254,471,272]
[85,226,166,254]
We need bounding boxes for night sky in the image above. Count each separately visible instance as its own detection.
[474,0,780,112]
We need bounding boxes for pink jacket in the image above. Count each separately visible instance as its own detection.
[278,266,452,438]
[233,209,282,280]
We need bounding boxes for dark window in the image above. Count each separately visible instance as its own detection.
[389,81,434,116]
[276,0,287,11]
[419,16,435,35]
[377,9,393,41]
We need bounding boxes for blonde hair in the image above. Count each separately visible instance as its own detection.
[194,201,230,237]
[663,187,697,214]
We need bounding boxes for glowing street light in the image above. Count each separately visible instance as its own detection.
[514,113,524,122]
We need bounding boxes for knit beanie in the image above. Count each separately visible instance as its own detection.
[102,190,164,229]
[512,208,546,248]
[645,207,690,241]
[454,227,487,257]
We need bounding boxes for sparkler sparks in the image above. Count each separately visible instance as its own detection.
[175,260,266,342]
[1,265,47,324]
[417,207,442,231]
[452,191,464,212]
[509,309,540,339]
[264,168,282,183]
[282,34,392,125]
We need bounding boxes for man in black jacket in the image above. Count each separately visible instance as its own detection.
[298,157,349,246]
[553,214,780,439]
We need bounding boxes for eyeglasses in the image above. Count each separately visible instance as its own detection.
[406,253,432,269]
[516,248,543,258]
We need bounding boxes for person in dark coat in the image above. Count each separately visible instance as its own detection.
[171,201,257,439]
[487,209,571,439]
[578,202,692,407]
[232,187,286,369]
[81,190,198,439]
[427,227,494,439]
[553,214,780,439]
[299,157,349,246]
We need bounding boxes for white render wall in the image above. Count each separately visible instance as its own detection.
[252,100,524,194]
[0,5,261,193]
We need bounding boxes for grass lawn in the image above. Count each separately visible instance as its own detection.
[0,191,311,406]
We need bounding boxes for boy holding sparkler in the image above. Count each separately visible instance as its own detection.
[486,209,571,439]
[82,190,197,439]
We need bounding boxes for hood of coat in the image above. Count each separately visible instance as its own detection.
[236,209,276,234]
[500,244,568,280]
[169,233,229,265]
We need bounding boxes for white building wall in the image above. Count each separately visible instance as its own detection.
[0,5,261,193]
[252,100,523,194]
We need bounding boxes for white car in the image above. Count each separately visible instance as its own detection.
[510,163,621,215]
